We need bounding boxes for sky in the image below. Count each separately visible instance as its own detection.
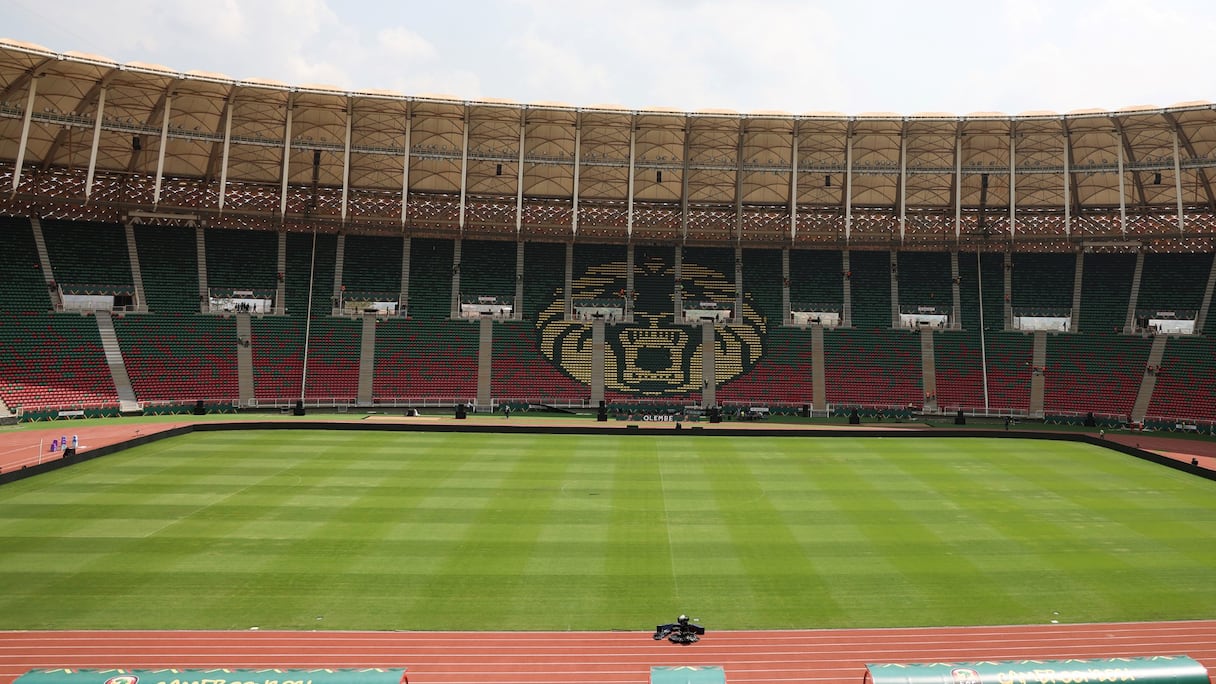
[3,0,1215,116]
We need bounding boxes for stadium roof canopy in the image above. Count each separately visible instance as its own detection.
[2,38,1216,249]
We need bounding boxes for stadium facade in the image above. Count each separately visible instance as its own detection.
[1,39,1215,430]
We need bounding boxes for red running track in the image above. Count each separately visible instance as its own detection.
[2,622,1215,684]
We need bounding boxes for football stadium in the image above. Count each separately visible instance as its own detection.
[0,33,1215,684]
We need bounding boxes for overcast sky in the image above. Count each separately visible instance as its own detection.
[3,0,1214,115]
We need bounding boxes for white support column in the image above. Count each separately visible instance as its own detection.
[84,86,106,200]
[844,130,854,242]
[153,92,173,207]
[954,128,963,240]
[458,108,470,231]
[1173,127,1185,232]
[789,121,799,242]
[681,117,691,242]
[218,99,234,212]
[400,114,412,227]
[515,109,526,235]
[1063,125,1071,238]
[572,114,581,237]
[898,129,907,243]
[1008,128,1016,241]
[279,97,294,219]
[734,118,745,242]
[1116,128,1127,235]
[626,117,636,239]
[340,98,353,223]
[11,75,38,193]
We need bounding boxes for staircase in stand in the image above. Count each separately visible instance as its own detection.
[29,218,62,309]
[1124,251,1145,333]
[196,226,209,312]
[1130,335,1168,423]
[236,313,254,406]
[358,313,376,405]
[1029,331,1046,418]
[124,223,149,312]
[94,311,141,413]
[921,328,937,412]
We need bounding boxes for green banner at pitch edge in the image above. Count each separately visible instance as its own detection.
[863,656,1209,684]
[651,666,726,684]
[13,669,409,684]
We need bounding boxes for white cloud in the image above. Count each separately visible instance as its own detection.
[2,0,1213,113]
[377,26,438,62]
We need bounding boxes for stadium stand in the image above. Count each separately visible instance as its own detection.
[460,239,517,303]
[408,238,456,320]
[1043,333,1152,419]
[983,332,1035,413]
[4,43,1216,428]
[205,228,278,295]
[896,251,953,313]
[1011,252,1075,311]
[932,333,984,410]
[1145,336,1216,424]
[40,220,133,296]
[374,319,479,401]
[113,314,239,403]
[490,320,587,403]
[789,249,844,318]
[741,247,783,325]
[823,328,921,408]
[717,326,813,404]
[0,312,119,411]
[846,250,894,329]
[302,316,361,402]
[342,234,403,294]
[1137,253,1210,317]
[0,216,53,311]
[133,225,199,313]
[522,241,567,320]
[1077,253,1137,334]
[250,316,305,403]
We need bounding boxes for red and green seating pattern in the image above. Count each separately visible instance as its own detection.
[983,332,1034,412]
[0,312,119,410]
[374,319,478,399]
[251,317,305,401]
[1043,332,1150,417]
[932,333,984,410]
[717,326,813,404]
[490,321,588,402]
[824,328,921,407]
[302,316,361,400]
[114,314,239,401]
[1146,336,1216,422]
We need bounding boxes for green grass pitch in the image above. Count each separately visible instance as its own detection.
[0,430,1213,631]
